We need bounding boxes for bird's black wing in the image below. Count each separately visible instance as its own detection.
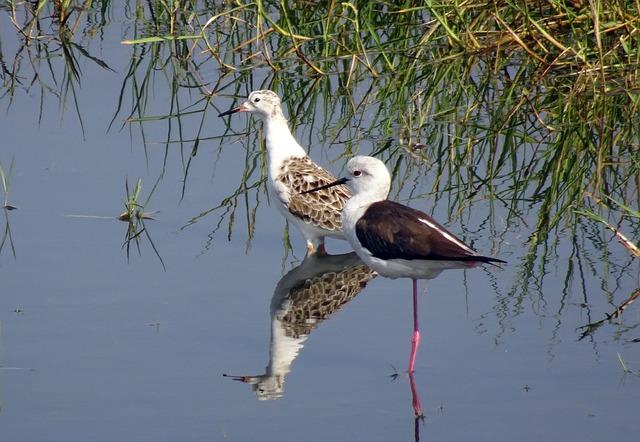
[355,200,504,263]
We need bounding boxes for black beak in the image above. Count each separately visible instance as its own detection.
[301,177,349,194]
[218,104,248,117]
[222,373,249,382]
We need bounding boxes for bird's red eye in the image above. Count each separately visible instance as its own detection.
[353,170,362,177]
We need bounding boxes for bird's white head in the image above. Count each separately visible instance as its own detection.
[218,90,284,120]
[344,156,391,201]
[299,155,390,203]
[223,373,283,401]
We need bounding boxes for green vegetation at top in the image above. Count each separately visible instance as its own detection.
[168,0,639,254]
[1,1,639,260]
[1,1,639,334]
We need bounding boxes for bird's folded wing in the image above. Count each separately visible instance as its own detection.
[355,200,478,261]
[279,157,350,231]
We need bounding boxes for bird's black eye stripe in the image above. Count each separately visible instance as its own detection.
[254,97,261,103]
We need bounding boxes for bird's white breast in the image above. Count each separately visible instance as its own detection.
[269,173,291,207]
[341,197,370,246]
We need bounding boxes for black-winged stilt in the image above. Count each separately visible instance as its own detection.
[303,156,506,374]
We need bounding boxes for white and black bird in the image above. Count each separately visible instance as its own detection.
[218,90,350,256]
[303,155,506,373]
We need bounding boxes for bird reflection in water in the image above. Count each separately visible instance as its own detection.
[391,365,425,418]
[224,252,376,400]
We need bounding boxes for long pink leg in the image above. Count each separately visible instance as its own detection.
[408,278,421,374]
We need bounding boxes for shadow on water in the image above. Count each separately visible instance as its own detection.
[224,252,376,400]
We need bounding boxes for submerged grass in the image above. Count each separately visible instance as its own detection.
[579,288,640,340]
[0,158,12,209]
[118,178,165,271]
[0,158,16,259]
[1,1,115,137]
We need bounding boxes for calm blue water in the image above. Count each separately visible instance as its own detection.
[0,18,638,442]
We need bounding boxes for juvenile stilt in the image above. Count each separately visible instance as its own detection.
[408,278,421,373]
[218,90,351,256]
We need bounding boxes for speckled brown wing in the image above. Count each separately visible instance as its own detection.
[278,157,351,231]
[280,264,376,338]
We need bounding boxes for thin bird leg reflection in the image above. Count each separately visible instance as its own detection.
[409,371,425,419]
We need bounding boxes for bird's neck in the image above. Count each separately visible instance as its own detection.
[266,317,308,376]
[343,192,387,235]
[263,114,307,177]
[346,191,387,211]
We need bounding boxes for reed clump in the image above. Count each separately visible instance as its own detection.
[118,178,164,270]
[187,1,640,250]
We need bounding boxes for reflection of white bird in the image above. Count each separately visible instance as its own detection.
[224,252,375,400]
[218,90,350,256]
[303,156,506,374]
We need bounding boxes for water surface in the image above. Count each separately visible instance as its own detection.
[0,10,638,442]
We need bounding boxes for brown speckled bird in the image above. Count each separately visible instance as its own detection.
[219,90,350,255]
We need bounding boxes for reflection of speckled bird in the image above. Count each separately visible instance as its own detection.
[224,252,376,400]
[219,90,350,256]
